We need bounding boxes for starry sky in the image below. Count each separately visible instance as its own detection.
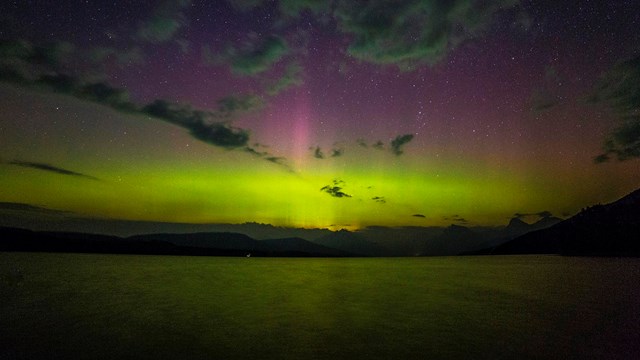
[0,0,639,232]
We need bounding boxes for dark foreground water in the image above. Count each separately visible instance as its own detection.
[1,253,639,360]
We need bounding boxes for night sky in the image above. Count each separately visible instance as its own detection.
[1,0,639,232]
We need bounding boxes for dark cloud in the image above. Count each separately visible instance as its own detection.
[135,0,191,44]
[0,202,71,215]
[529,88,560,112]
[265,62,303,96]
[443,215,468,224]
[76,81,137,112]
[225,0,329,19]
[593,153,611,164]
[596,120,640,162]
[330,148,344,157]
[216,94,264,117]
[390,134,414,155]
[0,39,296,171]
[142,99,255,149]
[279,0,330,17]
[321,179,351,198]
[0,40,137,111]
[529,67,564,112]
[0,40,284,165]
[35,74,137,112]
[589,56,640,162]
[8,160,100,180]
[311,146,343,159]
[244,147,293,172]
[265,156,287,165]
[513,211,554,219]
[313,146,324,159]
[0,40,78,83]
[334,0,521,68]
[0,38,140,87]
[189,121,250,149]
[209,35,289,76]
[372,141,384,150]
[357,139,368,148]
[90,46,145,67]
[372,196,386,204]
[412,214,426,218]
[226,0,265,12]
[144,93,262,125]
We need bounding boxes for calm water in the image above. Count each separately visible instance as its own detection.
[1,253,639,359]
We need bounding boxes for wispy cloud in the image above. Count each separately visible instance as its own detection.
[513,211,554,219]
[588,56,640,162]
[143,99,254,149]
[8,160,100,180]
[278,0,331,18]
[135,0,191,44]
[0,39,292,169]
[443,215,468,224]
[265,62,303,96]
[334,0,522,68]
[528,66,564,113]
[244,146,293,172]
[205,35,289,76]
[0,202,72,215]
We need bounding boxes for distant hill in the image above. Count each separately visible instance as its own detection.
[501,215,562,239]
[129,232,271,252]
[420,225,485,256]
[493,189,640,256]
[312,229,387,256]
[0,226,192,255]
[306,216,564,257]
[261,237,353,257]
[420,216,563,256]
[504,217,530,235]
[531,216,563,230]
[0,227,349,257]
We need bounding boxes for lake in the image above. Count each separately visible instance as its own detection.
[1,253,639,359]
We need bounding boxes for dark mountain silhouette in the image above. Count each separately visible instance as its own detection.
[0,226,191,255]
[0,227,349,257]
[501,216,562,238]
[420,216,564,256]
[312,229,386,256]
[261,237,353,257]
[493,189,640,256]
[0,206,567,257]
[129,232,271,252]
[355,226,444,256]
[531,216,562,230]
[505,217,530,234]
[420,225,486,256]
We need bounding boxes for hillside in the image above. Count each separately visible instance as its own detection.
[0,227,349,257]
[493,189,640,256]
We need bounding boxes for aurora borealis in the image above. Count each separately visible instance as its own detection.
[1,0,639,232]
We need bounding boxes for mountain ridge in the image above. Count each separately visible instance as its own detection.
[0,227,351,257]
[493,188,640,256]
